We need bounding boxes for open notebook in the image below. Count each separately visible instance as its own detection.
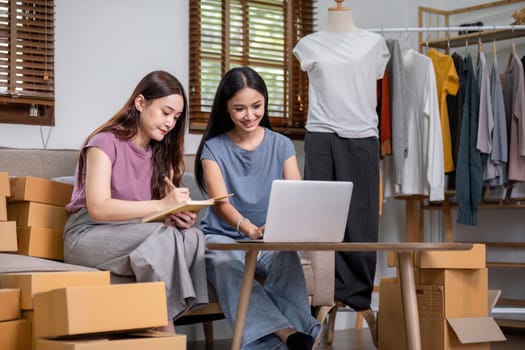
[240,180,353,243]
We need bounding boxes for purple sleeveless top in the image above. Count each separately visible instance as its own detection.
[66,132,153,213]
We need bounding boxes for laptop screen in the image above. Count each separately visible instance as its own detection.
[262,180,353,243]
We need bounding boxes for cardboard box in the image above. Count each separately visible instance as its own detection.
[9,176,73,207]
[0,319,32,350]
[418,268,489,318]
[387,244,486,269]
[0,288,21,321]
[0,221,18,252]
[17,226,64,261]
[378,278,505,350]
[7,201,68,231]
[0,270,111,310]
[33,282,168,337]
[0,172,10,196]
[35,332,186,350]
[0,195,7,220]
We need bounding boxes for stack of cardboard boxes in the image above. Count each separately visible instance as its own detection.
[0,174,186,349]
[0,172,27,349]
[6,175,74,261]
[379,244,506,349]
[0,271,186,349]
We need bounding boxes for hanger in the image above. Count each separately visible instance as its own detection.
[492,27,497,60]
[478,35,483,53]
[512,26,517,55]
[477,34,483,64]
[508,26,517,66]
[447,29,451,53]
[425,30,430,53]
[493,37,497,60]
[402,28,410,50]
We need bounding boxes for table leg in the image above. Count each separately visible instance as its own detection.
[231,249,259,350]
[397,252,421,350]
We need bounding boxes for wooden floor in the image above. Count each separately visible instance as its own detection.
[187,326,525,350]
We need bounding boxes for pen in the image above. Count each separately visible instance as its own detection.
[162,173,176,191]
[213,193,235,201]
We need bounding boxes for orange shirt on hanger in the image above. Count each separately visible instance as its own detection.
[427,48,459,173]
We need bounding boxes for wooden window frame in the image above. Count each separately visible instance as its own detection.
[0,0,55,126]
[188,0,315,139]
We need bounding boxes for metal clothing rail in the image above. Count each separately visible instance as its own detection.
[365,25,525,50]
[365,25,525,33]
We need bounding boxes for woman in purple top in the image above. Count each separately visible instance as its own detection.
[63,71,208,332]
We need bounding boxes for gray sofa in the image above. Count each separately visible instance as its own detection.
[0,147,335,340]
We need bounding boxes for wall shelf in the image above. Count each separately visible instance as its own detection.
[418,0,525,52]
[424,28,525,50]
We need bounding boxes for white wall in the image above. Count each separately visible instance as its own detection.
[0,0,194,150]
[0,0,523,340]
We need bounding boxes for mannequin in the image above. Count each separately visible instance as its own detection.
[327,1,358,32]
[293,1,390,347]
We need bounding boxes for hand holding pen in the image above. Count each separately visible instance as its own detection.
[162,173,190,203]
[162,173,195,228]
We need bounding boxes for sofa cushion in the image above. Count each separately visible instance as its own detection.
[0,148,79,178]
[0,253,98,274]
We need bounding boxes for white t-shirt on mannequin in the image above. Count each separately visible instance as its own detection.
[293,28,390,138]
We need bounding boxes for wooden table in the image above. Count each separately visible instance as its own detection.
[206,242,473,350]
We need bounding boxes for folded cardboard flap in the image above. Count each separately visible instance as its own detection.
[447,317,506,344]
[488,289,501,312]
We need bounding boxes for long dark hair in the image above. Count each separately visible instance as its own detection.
[77,70,188,199]
[194,67,272,193]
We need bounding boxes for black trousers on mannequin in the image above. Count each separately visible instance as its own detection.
[304,132,379,311]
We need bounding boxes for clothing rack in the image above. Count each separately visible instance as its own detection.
[365,25,525,52]
[370,24,525,240]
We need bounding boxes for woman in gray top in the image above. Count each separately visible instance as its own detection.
[195,67,320,350]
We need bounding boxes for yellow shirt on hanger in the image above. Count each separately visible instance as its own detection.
[427,48,459,173]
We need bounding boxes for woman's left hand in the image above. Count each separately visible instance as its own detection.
[164,210,197,229]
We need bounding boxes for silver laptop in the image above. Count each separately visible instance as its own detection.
[260,180,353,243]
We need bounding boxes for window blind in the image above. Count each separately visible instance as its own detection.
[189,0,315,138]
[0,0,55,125]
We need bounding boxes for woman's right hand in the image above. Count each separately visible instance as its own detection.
[161,175,190,208]
[162,186,190,208]
[245,224,265,240]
